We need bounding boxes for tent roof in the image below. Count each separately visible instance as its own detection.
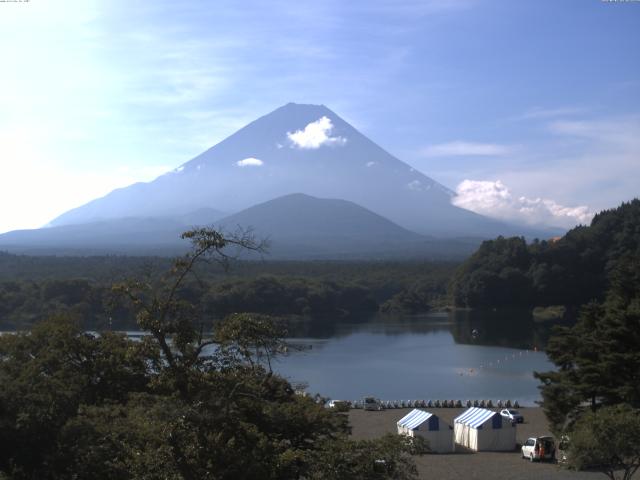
[397,409,433,430]
[454,407,497,428]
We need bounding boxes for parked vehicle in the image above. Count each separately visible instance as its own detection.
[521,436,556,462]
[363,396,384,411]
[500,408,524,423]
[327,400,350,412]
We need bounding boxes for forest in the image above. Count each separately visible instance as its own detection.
[449,199,640,310]
[1,201,639,478]
[0,230,427,479]
[2,200,640,331]
[0,254,454,331]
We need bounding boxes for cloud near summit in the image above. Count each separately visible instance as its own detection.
[421,141,512,157]
[287,116,346,149]
[236,157,264,167]
[453,180,594,229]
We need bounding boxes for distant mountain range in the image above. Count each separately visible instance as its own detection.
[0,103,561,258]
[0,194,481,259]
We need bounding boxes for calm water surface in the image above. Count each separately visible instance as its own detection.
[274,310,556,405]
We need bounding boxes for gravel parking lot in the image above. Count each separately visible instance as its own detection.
[348,407,602,480]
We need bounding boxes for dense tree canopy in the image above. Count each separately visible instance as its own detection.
[535,255,640,434]
[203,275,377,317]
[0,262,454,331]
[450,199,640,309]
[0,229,424,480]
[565,404,640,480]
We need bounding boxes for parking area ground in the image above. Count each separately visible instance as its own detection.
[348,407,603,480]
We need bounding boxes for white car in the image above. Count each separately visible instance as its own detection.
[327,400,350,411]
[500,408,524,423]
[521,436,556,462]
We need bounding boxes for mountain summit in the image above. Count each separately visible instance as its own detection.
[48,103,518,237]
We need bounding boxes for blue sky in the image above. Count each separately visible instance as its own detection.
[1,0,639,232]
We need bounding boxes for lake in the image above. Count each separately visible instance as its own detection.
[273,310,557,406]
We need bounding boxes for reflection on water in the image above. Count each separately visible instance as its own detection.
[285,312,452,339]
[286,309,562,351]
[275,310,560,405]
[448,309,561,350]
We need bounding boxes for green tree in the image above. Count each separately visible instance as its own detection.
[307,434,428,480]
[449,236,533,308]
[0,316,151,478]
[449,199,640,309]
[535,256,640,434]
[112,227,268,398]
[565,404,640,480]
[0,228,424,480]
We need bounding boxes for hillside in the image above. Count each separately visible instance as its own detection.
[0,210,224,255]
[449,199,640,309]
[216,193,424,257]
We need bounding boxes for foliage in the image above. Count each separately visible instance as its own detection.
[380,278,447,313]
[565,404,640,480]
[449,236,534,307]
[0,259,456,331]
[0,228,424,479]
[535,255,640,434]
[0,279,117,330]
[0,316,151,478]
[306,434,428,480]
[203,275,378,317]
[531,305,566,322]
[450,199,640,308]
[533,202,640,479]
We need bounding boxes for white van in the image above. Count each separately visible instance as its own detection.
[327,400,350,411]
[521,436,556,462]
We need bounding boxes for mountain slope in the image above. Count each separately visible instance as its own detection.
[450,199,640,308]
[214,193,482,259]
[0,194,482,258]
[48,103,538,238]
[216,193,422,252]
[0,218,186,255]
[0,209,224,255]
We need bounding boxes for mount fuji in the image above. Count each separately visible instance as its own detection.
[1,103,557,257]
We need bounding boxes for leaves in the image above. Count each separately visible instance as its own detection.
[566,405,640,480]
[0,227,424,479]
[450,199,640,308]
[536,256,640,434]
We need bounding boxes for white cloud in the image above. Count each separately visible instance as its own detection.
[496,115,640,210]
[236,157,264,167]
[287,116,346,149]
[421,141,512,157]
[452,180,594,229]
[548,117,640,151]
[366,161,376,167]
[516,106,586,121]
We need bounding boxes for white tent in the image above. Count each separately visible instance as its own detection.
[454,407,516,451]
[397,409,455,453]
